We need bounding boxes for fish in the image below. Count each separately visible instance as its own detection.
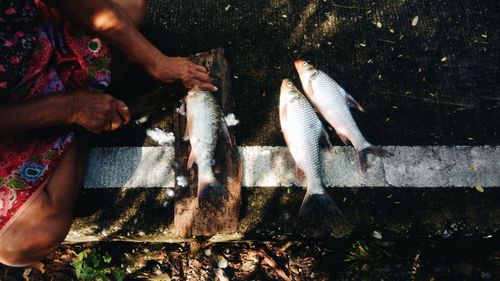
[279,78,342,218]
[185,89,231,207]
[294,59,391,172]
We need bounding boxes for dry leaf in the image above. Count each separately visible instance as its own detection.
[412,16,419,26]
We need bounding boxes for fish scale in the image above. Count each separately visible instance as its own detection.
[186,91,222,179]
[185,90,229,206]
[279,79,341,217]
[311,71,369,150]
[295,59,391,172]
[284,88,323,192]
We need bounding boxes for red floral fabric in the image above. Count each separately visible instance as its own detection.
[0,0,112,234]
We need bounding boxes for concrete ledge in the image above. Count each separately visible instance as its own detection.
[84,146,500,188]
[84,147,175,188]
[70,145,500,242]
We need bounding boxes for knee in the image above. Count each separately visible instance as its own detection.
[115,0,147,27]
[130,0,147,27]
[0,246,36,267]
[0,222,70,267]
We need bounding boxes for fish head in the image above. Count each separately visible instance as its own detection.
[280,78,302,107]
[187,88,204,96]
[186,88,211,101]
[279,79,303,142]
[294,59,319,83]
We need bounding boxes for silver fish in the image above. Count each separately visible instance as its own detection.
[279,79,341,217]
[295,59,391,171]
[185,89,230,206]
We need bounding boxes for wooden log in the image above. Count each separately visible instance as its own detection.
[173,48,242,237]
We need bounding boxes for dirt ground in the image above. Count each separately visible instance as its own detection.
[2,236,500,280]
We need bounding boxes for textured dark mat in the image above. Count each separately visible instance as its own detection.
[104,0,499,147]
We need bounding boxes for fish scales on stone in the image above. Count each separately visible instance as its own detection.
[279,79,342,218]
[185,89,231,207]
[294,60,391,172]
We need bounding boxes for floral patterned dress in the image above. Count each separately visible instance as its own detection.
[0,0,112,236]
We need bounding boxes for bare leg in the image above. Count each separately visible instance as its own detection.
[0,138,88,266]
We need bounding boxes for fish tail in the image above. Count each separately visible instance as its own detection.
[299,191,342,219]
[356,145,392,172]
[197,179,229,208]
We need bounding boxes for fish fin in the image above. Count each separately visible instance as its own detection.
[305,81,315,99]
[184,110,191,141]
[187,148,195,170]
[279,102,288,126]
[295,166,305,183]
[220,117,234,148]
[321,128,333,151]
[356,145,393,172]
[280,104,291,146]
[346,93,365,113]
[299,192,342,219]
[336,131,350,145]
[197,179,229,208]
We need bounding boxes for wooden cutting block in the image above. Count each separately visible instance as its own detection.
[173,47,242,237]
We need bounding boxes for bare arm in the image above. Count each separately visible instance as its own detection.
[0,90,131,139]
[49,0,216,91]
[0,94,72,139]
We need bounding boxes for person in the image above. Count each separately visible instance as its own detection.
[0,0,216,266]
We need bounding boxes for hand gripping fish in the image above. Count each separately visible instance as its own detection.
[295,60,391,172]
[279,79,342,218]
[185,89,231,207]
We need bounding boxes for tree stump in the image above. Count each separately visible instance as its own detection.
[173,48,242,237]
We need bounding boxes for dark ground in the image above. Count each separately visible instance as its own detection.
[105,0,500,147]
[2,0,500,280]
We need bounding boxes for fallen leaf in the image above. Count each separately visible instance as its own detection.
[412,16,419,26]
[372,231,383,239]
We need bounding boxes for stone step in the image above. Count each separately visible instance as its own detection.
[84,146,500,189]
[68,145,500,243]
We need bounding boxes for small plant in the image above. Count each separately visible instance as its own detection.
[343,241,407,281]
[71,248,126,281]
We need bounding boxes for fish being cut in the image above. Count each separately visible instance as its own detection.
[185,89,231,207]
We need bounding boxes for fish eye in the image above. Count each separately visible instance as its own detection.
[303,61,308,66]
[286,81,292,87]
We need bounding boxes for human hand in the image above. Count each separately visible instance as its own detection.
[66,90,131,133]
[151,56,217,92]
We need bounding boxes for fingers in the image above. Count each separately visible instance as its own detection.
[191,70,211,83]
[106,99,130,132]
[196,82,218,92]
[186,61,217,92]
[109,112,122,132]
[193,64,208,73]
[185,69,217,92]
[115,100,131,125]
